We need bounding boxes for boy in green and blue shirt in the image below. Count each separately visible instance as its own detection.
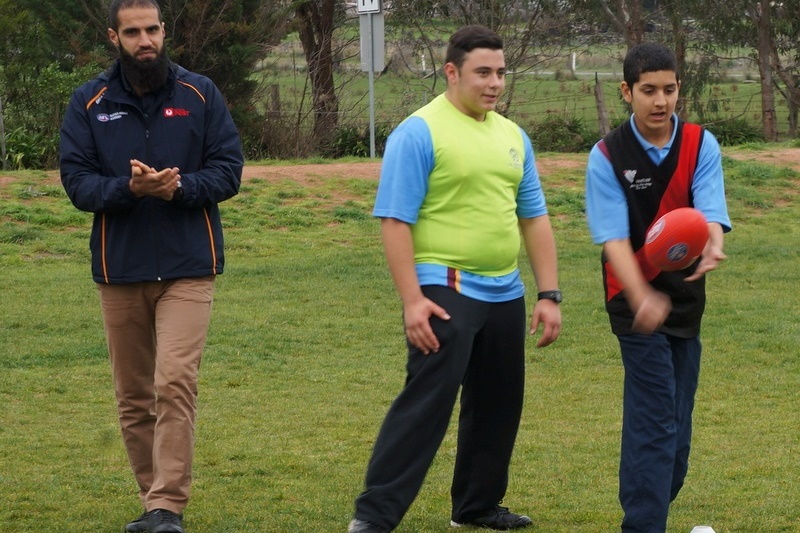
[349,25,561,533]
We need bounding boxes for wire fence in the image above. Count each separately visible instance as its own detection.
[258,69,790,159]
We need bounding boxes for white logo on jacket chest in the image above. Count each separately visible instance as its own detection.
[96,111,128,123]
[624,168,653,190]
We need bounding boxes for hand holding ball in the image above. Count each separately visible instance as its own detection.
[644,208,709,271]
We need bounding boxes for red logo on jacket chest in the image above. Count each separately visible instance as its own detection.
[163,108,190,117]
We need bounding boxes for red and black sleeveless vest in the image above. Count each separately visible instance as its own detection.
[597,119,706,337]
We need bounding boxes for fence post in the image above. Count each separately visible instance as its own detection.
[594,72,611,138]
[0,95,7,170]
[269,84,280,117]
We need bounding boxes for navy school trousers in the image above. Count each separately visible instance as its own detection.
[618,332,702,533]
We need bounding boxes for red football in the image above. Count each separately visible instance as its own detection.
[644,207,709,271]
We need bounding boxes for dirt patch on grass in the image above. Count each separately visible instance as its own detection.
[724,147,800,171]
[240,154,591,198]
[1,147,796,200]
[243,161,381,185]
[238,147,800,188]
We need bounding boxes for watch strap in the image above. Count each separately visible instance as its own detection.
[537,289,562,303]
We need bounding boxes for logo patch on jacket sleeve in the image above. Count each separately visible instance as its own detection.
[164,108,190,117]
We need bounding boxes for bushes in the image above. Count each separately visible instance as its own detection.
[323,123,392,158]
[527,113,596,153]
[704,117,765,146]
[3,127,58,170]
[322,114,595,158]
[2,62,102,170]
[524,112,765,153]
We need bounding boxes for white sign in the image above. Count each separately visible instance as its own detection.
[356,0,381,14]
[359,12,385,72]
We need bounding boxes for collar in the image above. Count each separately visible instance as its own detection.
[629,114,679,164]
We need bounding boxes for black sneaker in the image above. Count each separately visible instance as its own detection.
[451,505,533,530]
[146,509,184,533]
[348,518,388,533]
[125,511,150,533]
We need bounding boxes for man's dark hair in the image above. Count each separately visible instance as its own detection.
[108,0,162,31]
[623,42,679,88]
[445,25,503,69]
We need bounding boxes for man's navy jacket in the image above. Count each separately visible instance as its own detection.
[60,61,243,284]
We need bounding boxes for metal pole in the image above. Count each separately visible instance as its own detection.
[368,12,376,159]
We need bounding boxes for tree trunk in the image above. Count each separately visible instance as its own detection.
[623,0,646,46]
[296,0,339,148]
[597,0,646,47]
[750,0,779,141]
[669,12,689,121]
[769,36,800,138]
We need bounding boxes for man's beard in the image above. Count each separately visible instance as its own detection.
[119,45,169,94]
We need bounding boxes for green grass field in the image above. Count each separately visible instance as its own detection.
[0,146,798,532]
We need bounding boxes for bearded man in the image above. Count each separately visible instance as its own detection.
[59,1,243,531]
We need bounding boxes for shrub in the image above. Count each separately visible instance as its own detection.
[253,112,319,160]
[704,118,765,146]
[323,123,391,158]
[528,113,595,153]
[4,127,58,170]
[2,62,103,169]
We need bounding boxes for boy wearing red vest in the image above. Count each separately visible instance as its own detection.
[585,43,731,532]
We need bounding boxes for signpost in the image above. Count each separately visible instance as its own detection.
[358,0,384,158]
[356,0,381,14]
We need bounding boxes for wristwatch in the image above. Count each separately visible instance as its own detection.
[172,180,183,203]
[537,289,562,304]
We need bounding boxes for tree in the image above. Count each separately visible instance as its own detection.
[379,0,573,115]
[19,0,286,90]
[15,0,108,66]
[591,0,648,47]
[750,0,779,140]
[162,0,276,104]
[571,0,783,137]
[0,1,103,168]
[692,0,794,140]
[294,0,339,146]
[767,0,800,136]
[8,0,289,160]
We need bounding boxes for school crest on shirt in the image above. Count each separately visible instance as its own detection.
[508,148,522,169]
[624,168,653,190]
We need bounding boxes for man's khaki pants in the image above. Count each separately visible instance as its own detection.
[98,276,215,514]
